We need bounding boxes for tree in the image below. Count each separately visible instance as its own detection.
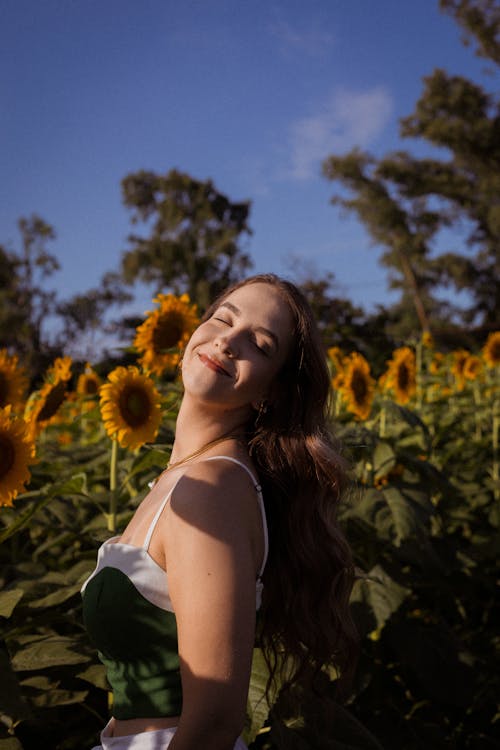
[323,0,500,342]
[322,150,441,338]
[441,0,500,64]
[55,272,133,361]
[288,262,394,368]
[0,215,61,379]
[120,169,253,310]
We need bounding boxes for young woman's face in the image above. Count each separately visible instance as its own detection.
[182,282,294,417]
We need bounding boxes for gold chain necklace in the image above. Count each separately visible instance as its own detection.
[164,432,246,474]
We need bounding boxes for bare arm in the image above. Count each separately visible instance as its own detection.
[165,461,261,750]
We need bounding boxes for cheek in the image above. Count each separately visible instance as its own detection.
[184,326,205,354]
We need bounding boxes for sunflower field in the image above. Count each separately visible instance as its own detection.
[0,295,499,750]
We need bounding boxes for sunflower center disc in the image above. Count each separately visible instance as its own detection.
[84,377,98,395]
[119,387,150,427]
[0,372,8,408]
[37,381,67,421]
[153,313,184,352]
[0,435,15,477]
[352,370,368,404]
[397,364,409,391]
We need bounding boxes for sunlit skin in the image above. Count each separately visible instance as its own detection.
[109,283,294,748]
[175,283,294,456]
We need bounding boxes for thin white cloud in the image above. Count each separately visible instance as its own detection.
[269,17,335,58]
[288,87,394,180]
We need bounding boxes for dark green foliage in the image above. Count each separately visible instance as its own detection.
[1,366,499,748]
[0,427,175,749]
[55,272,133,355]
[331,393,500,749]
[0,216,62,382]
[440,0,500,64]
[295,272,396,370]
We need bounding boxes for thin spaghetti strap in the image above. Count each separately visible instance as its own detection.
[201,455,269,577]
[142,474,184,551]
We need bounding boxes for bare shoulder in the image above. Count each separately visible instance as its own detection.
[164,456,264,577]
[168,456,259,525]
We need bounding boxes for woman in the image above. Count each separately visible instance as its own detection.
[81,274,357,749]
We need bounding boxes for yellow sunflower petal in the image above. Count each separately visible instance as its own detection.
[52,356,73,382]
[451,349,470,391]
[0,406,37,507]
[421,331,434,349]
[0,349,29,412]
[463,355,483,381]
[99,366,162,450]
[327,346,345,374]
[383,347,417,405]
[483,332,500,368]
[134,294,199,376]
[338,352,375,420]
[24,380,69,439]
[77,366,101,396]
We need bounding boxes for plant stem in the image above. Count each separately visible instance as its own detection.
[107,438,118,532]
[416,340,423,410]
[81,401,88,445]
[333,389,341,418]
[125,478,137,499]
[379,405,387,438]
[492,401,499,502]
[473,382,482,440]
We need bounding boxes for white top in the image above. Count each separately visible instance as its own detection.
[81,455,269,610]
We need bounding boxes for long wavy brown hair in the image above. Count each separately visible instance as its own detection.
[203,274,358,698]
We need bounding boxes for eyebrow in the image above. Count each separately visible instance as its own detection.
[220,301,280,351]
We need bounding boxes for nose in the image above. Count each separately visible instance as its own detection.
[215,330,239,358]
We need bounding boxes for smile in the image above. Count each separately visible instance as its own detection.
[198,353,232,377]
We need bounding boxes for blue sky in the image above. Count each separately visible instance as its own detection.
[0,0,491,324]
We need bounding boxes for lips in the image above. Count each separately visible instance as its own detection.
[198,353,232,377]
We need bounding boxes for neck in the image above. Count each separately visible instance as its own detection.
[171,395,249,465]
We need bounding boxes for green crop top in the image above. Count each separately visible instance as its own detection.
[81,456,268,720]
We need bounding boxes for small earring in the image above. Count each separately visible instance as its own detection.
[255,401,267,429]
[258,400,268,416]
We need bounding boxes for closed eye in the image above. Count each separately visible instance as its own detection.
[252,336,270,356]
[213,316,231,326]
[213,313,270,355]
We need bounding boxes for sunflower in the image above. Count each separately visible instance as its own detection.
[463,355,483,381]
[0,350,29,411]
[49,391,85,427]
[421,331,434,349]
[429,351,444,375]
[378,371,388,391]
[99,366,162,449]
[451,349,469,391]
[483,332,500,368]
[384,347,417,405]
[134,293,199,376]
[327,346,346,389]
[77,364,101,396]
[0,405,36,507]
[52,356,73,382]
[327,346,344,371]
[24,357,73,439]
[338,352,375,420]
